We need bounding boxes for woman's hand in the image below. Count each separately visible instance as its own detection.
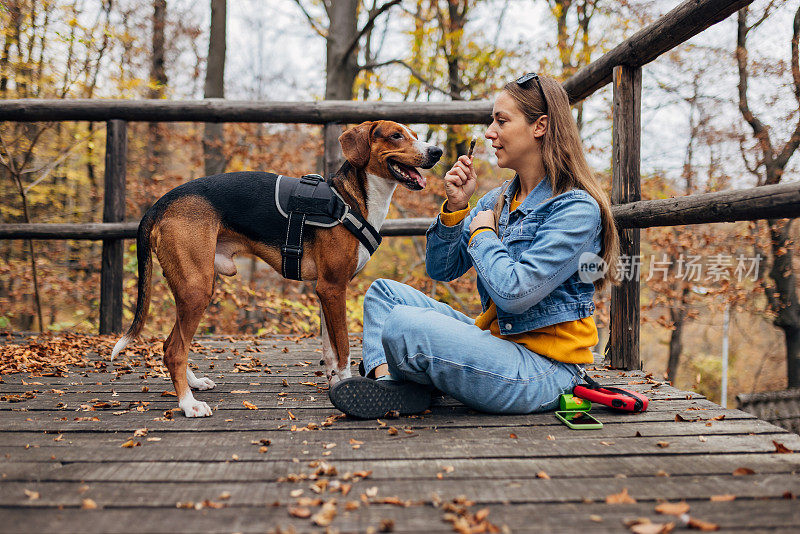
[443,155,477,211]
[469,210,496,235]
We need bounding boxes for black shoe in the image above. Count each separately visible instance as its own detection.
[358,360,366,377]
[329,377,432,419]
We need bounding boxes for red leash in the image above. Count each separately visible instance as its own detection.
[573,370,649,413]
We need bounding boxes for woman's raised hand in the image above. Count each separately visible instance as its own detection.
[443,155,477,212]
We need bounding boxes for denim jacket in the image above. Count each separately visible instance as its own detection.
[425,175,601,335]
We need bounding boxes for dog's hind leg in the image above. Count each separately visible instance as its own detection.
[156,211,217,417]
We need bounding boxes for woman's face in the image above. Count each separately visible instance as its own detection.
[485,91,542,171]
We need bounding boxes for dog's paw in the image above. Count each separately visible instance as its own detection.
[179,398,213,418]
[187,368,216,390]
[337,367,352,380]
[327,366,352,386]
[190,376,216,390]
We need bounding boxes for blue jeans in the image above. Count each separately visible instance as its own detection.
[362,278,583,414]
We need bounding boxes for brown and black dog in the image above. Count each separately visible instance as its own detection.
[111,121,442,417]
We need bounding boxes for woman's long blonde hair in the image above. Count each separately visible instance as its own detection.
[504,75,620,291]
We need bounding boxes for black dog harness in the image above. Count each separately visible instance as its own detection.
[276,173,382,280]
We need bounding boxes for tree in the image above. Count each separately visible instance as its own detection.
[203,0,226,176]
[736,2,800,387]
[293,0,401,175]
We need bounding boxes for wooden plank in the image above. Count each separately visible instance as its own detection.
[610,64,642,371]
[2,499,798,534]
[1,430,797,461]
[2,473,798,507]
[99,120,127,335]
[3,452,798,481]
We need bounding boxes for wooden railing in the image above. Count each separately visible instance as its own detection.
[3,0,792,371]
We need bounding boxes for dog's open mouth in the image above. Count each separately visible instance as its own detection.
[388,160,426,190]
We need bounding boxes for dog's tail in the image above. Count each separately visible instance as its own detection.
[111,211,156,361]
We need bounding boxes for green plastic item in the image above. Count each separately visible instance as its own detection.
[559,393,591,411]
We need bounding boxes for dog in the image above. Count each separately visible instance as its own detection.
[110,121,443,417]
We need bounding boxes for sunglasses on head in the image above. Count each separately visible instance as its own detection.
[515,72,547,110]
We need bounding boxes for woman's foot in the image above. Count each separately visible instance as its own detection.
[328,376,432,419]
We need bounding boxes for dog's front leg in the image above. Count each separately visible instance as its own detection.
[316,281,351,385]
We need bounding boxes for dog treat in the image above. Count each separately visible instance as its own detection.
[467,138,476,158]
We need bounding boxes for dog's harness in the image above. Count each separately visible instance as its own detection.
[275,173,382,280]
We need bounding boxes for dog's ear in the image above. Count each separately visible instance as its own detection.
[339,121,375,168]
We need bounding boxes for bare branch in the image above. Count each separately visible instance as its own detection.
[747,0,780,32]
[342,0,400,66]
[775,2,800,172]
[291,0,328,38]
[23,135,90,194]
[361,58,458,99]
[736,7,774,168]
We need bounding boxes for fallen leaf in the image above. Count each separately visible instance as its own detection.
[379,518,395,532]
[536,471,550,479]
[81,498,98,509]
[218,491,231,500]
[133,428,148,437]
[606,487,636,504]
[590,514,603,522]
[288,506,311,518]
[656,441,670,448]
[710,495,735,502]
[230,390,250,394]
[686,517,719,531]
[287,410,296,420]
[160,391,177,397]
[311,500,337,526]
[242,401,258,410]
[53,434,63,442]
[509,433,518,439]
[732,467,755,476]
[655,502,690,515]
[387,427,398,435]
[23,489,40,500]
[630,521,674,534]
[773,440,792,454]
[120,439,140,448]
[547,435,555,441]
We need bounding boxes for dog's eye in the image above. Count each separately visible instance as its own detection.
[391,133,404,140]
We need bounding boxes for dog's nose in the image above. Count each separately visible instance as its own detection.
[428,146,443,161]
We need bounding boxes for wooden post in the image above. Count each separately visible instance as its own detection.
[100,120,127,334]
[323,122,343,177]
[610,65,642,370]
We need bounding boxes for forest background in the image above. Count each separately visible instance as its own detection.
[1,0,799,406]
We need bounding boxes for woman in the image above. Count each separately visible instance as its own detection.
[329,73,620,419]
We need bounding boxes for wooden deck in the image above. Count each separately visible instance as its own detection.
[1,333,799,533]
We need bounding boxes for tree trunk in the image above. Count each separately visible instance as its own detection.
[767,218,800,387]
[666,283,690,383]
[203,0,226,177]
[323,0,360,176]
[144,0,168,210]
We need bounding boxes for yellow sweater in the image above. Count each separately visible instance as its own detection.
[439,197,597,364]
